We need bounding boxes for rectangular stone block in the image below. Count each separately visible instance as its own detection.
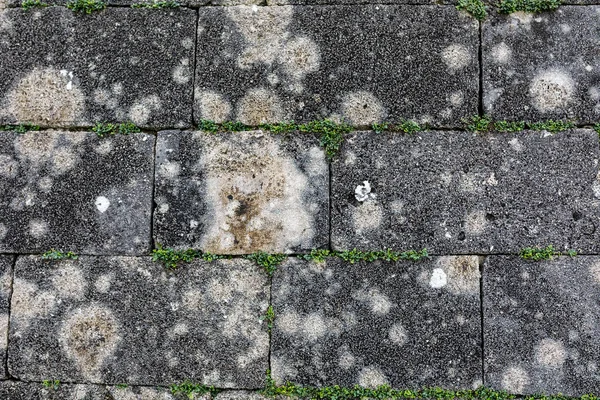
[0,131,154,255]
[483,256,600,395]
[0,256,13,379]
[331,129,600,254]
[154,130,329,254]
[483,8,600,123]
[271,257,482,388]
[8,256,270,387]
[195,6,478,128]
[0,7,195,128]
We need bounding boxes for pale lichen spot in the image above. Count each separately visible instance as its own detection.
[94,273,113,293]
[128,95,161,126]
[353,288,392,315]
[341,91,385,126]
[491,42,511,64]
[181,37,194,49]
[277,310,301,334]
[508,137,523,152]
[0,154,18,179]
[237,88,284,125]
[389,322,408,346]
[302,313,328,341]
[51,264,87,299]
[95,196,110,213]
[529,69,574,112]
[501,365,530,393]
[59,305,120,380]
[182,288,203,311]
[158,161,181,179]
[7,67,85,126]
[589,261,600,284]
[352,200,383,234]
[0,223,7,241]
[358,366,389,389]
[441,44,471,70]
[173,58,191,84]
[195,90,232,123]
[28,219,48,238]
[437,256,480,295]
[11,279,57,327]
[535,338,567,368]
[429,268,447,288]
[0,313,7,353]
[449,91,464,106]
[271,356,298,383]
[338,349,355,370]
[94,140,113,155]
[280,36,320,80]
[51,147,78,175]
[465,210,486,234]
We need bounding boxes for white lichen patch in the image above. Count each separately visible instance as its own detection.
[0,154,18,178]
[95,196,111,213]
[388,322,408,346]
[128,95,161,126]
[94,273,113,293]
[355,181,373,202]
[508,137,523,152]
[279,36,320,80]
[338,349,355,370]
[59,305,120,380]
[28,219,48,238]
[351,200,383,234]
[236,88,284,125]
[0,313,7,352]
[172,58,191,84]
[441,44,471,70]
[158,161,181,180]
[6,67,85,126]
[271,356,299,383]
[358,366,389,388]
[429,268,447,288]
[195,90,232,123]
[11,278,57,327]
[341,91,385,125]
[589,261,600,284]
[197,132,320,253]
[437,256,480,295]
[501,365,530,393]
[464,210,486,234]
[51,263,87,299]
[0,223,6,241]
[352,287,392,315]
[529,69,575,113]
[277,309,343,342]
[491,42,511,64]
[14,131,83,176]
[535,338,567,368]
[449,91,464,106]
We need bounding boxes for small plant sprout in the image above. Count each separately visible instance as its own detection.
[42,380,60,390]
[22,0,48,10]
[66,0,106,13]
[41,249,78,261]
[456,0,487,21]
[462,115,492,132]
[244,252,287,276]
[498,0,560,14]
[520,245,561,261]
[261,305,275,332]
[170,381,220,399]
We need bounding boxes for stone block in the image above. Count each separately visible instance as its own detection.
[483,255,600,395]
[154,130,329,254]
[0,131,154,255]
[0,7,195,128]
[331,129,600,254]
[8,256,270,387]
[195,5,478,127]
[271,257,482,388]
[0,256,12,379]
[483,8,600,123]
[0,382,180,400]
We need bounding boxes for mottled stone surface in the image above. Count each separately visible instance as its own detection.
[0,256,13,379]
[154,130,329,254]
[0,7,194,128]
[215,391,270,400]
[484,256,600,395]
[195,5,478,127]
[8,256,270,387]
[0,131,154,255]
[483,8,600,123]
[332,129,600,254]
[0,382,181,399]
[271,257,482,388]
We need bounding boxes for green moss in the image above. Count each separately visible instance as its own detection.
[462,115,493,132]
[299,120,352,160]
[260,121,298,134]
[117,121,141,135]
[151,244,226,269]
[41,249,78,261]
[42,380,60,390]
[498,0,560,14]
[170,381,220,399]
[221,121,251,132]
[22,0,48,10]
[493,120,525,132]
[456,0,488,21]
[92,121,140,137]
[244,251,287,276]
[300,249,332,263]
[0,124,40,133]
[131,0,179,7]
[198,119,219,133]
[595,123,600,136]
[66,0,106,13]
[526,119,574,133]
[520,245,561,261]
[261,305,275,333]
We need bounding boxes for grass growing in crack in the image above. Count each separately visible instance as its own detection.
[131,0,179,7]
[41,249,78,261]
[170,381,220,399]
[336,248,429,264]
[372,120,422,134]
[22,0,48,9]
[221,121,251,132]
[462,115,492,132]
[92,121,140,137]
[493,120,526,132]
[527,119,574,133]
[261,305,275,333]
[595,124,600,136]
[520,245,561,261]
[0,124,40,133]
[151,245,225,269]
[115,384,128,389]
[498,0,560,13]
[42,380,60,390]
[456,0,487,21]
[66,0,106,13]
[245,251,287,276]
[299,120,352,160]
[301,249,332,263]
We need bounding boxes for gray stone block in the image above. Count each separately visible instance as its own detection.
[154,130,329,254]
[0,256,13,379]
[215,391,270,400]
[483,255,600,395]
[195,5,478,128]
[8,256,270,387]
[0,7,194,128]
[0,131,154,255]
[483,8,600,123]
[271,257,482,388]
[0,382,112,400]
[331,129,600,254]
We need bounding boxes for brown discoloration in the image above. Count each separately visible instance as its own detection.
[236,88,284,125]
[439,256,480,295]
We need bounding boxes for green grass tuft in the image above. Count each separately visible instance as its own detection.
[170,381,220,399]
[244,251,287,276]
[299,120,352,160]
[456,0,488,21]
[520,245,560,261]
[301,249,332,263]
[92,121,140,137]
[42,380,60,390]
[498,0,560,13]
[261,305,275,333]
[0,124,41,133]
[66,0,106,13]
[41,249,78,261]
[462,115,492,132]
[198,119,219,133]
[493,120,526,132]
[595,123,600,136]
[22,0,48,10]
[526,119,574,133]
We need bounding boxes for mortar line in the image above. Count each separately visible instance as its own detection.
[3,255,17,379]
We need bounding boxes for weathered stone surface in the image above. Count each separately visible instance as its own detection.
[332,129,600,254]
[195,5,478,127]
[484,256,600,395]
[271,257,482,388]
[0,7,194,128]
[0,382,180,399]
[8,256,270,387]
[154,130,329,254]
[215,391,270,400]
[0,256,13,379]
[483,8,600,123]
[0,131,153,255]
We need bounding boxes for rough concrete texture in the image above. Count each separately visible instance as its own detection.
[332,129,600,254]
[0,7,194,128]
[195,5,478,127]
[0,131,153,255]
[484,256,600,396]
[483,8,600,123]
[154,130,329,254]
[271,257,482,388]
[0,256,13,379]
[8,256,270,387]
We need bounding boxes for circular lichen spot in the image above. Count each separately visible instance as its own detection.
[388,322,408,346]
[529,69,574,112]
[59,305,120,380]
[358,366,389,389]
[535,338,567,368]
[195,90,231,123]
[7,67,85,126]
[236,88,283,125]
[341,91,385,126]
[441,44,471,70]
[280,36,320,80]
[501,366,530,393]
